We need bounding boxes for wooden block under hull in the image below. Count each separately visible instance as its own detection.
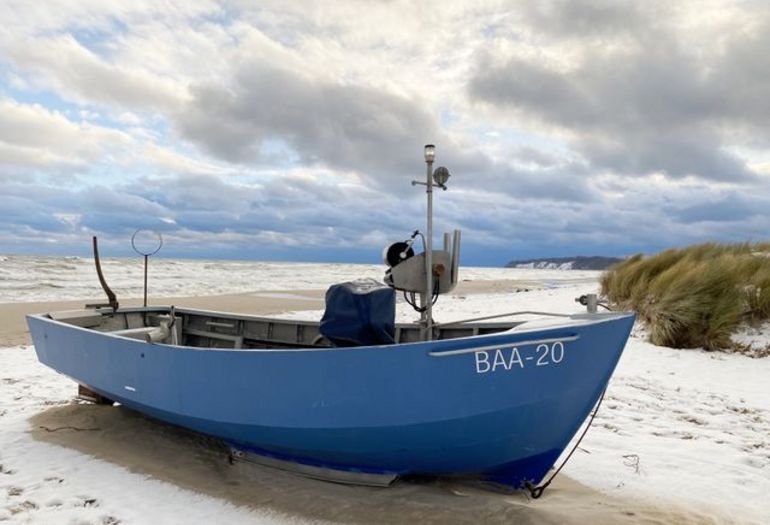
[77,384,114,405]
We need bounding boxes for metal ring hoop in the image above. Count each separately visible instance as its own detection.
[131,229,163,256]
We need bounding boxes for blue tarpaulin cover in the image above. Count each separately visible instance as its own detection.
[320,279,396,346]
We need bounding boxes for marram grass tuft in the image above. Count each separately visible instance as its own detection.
[601,243,770,351]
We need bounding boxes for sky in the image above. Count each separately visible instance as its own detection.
[1,0,770,266]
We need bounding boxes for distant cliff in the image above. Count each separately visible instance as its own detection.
[505,256,624,270]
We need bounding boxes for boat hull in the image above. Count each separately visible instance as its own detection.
[27,311,634,488]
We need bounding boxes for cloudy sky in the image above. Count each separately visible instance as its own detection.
[1,0,769,265]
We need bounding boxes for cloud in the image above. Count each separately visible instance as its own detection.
[175,51,601,203]
[671,193,764,224]
[0,98,130,168]
[2,34,187,112]
[141,144,236,176]
[467,1,770,182]
[518,0,651,39]
[177,60,441,179]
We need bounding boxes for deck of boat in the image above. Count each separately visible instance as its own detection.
[46,305,522,349]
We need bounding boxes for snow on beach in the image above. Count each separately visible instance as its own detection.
[0,260,768,523]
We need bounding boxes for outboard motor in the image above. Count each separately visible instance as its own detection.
[320,279,396,347]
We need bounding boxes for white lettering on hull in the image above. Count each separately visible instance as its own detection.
[474,342,567,374]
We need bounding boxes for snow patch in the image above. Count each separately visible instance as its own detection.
[515,261,575,270]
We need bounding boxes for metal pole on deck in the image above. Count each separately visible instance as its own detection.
[143,254,148,307]
[411,145,451,342]
[424,144,435,341]
[132,229,163,309]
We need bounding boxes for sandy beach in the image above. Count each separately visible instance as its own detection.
[2,282,762,524]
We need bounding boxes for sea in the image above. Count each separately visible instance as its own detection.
[0,254,592,304]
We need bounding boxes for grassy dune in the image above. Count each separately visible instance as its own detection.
[600,243,770,351]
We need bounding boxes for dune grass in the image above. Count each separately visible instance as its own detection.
[600,242,770,350]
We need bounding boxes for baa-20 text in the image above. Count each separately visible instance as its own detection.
[474,342,565,374]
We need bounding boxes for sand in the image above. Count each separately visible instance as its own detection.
[3,287,738,524]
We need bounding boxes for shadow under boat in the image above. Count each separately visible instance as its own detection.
[29,403,714,525]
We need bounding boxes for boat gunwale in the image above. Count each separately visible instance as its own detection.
[26,308,634,354]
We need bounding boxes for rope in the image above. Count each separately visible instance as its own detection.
[524,387,607,499]
[523,296,617,497]
[39,425,100,432]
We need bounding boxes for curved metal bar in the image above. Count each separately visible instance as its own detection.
[92,236,118,311]
[428,334,580,357]
[436,310,572,327]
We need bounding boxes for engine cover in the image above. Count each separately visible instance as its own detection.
[320,279,396,347]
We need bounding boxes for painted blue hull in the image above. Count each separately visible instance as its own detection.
[27,311,634,488]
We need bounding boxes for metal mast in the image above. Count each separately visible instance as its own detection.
[424,144,435,341]
[411,144,451,342]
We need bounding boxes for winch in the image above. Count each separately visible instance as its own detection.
[383,229,461,296]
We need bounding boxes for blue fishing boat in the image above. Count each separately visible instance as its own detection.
[27,306,633,490]
[25,145,634,493]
